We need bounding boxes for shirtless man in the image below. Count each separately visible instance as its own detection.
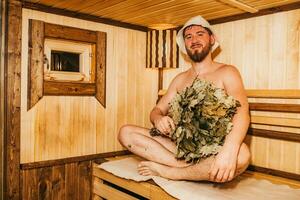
[118,16,250,183]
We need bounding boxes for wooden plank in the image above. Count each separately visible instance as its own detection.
[248,128,300,143]
[37,167,52,200]
[21,169,38,200]
[249,102,300,113]
[159,89,300,99]
[23,2,148,32]
[251,116,300,128]
[247,89,300,98]
[65,163,79,200]
[21,150,130,170]
[78,161,92,200]
[44,22,97,43]
[219,0,258,13]
[27,19,44,110]
[248,165,300,182]
[5,0,22,199]
[93,168,151,198]
[51,165,65,200]
[209,1,300,24]
[95,31,106,107]
[243,170,300,189]
[93,193,104,200]
[93,178,139,200]
[44,81,96,96]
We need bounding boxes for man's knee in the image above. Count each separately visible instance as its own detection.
[118,125,134,146]
[237,143,251,171]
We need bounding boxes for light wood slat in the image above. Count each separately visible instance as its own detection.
[103,0,216,20]
[247,90,300,98]
[24,0,300,27]
[158,89,300,99]
[93,178,139,200]
[251,116,300,128]
[93,167,151,198]
[93,194,104,200]
[245,0,299,10]
[243,170,300,189]
[219,0,258,13]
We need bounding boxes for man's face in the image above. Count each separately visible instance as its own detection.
[183,25,214,62]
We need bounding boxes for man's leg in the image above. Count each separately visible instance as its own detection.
[118,124,190,167]
[138,143,251,182]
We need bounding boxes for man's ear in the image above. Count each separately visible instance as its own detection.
[210,34,216,46]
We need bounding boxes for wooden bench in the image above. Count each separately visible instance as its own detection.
[92,89,300,199]
[92,155,300,200]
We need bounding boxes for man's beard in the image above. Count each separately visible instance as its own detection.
[186,43,212,62]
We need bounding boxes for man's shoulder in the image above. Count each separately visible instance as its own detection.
[216,64,240,76]
[172,70,189,82]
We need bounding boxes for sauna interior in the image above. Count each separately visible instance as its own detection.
[1,0,300,199]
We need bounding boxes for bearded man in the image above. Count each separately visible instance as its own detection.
[118,16,250,183]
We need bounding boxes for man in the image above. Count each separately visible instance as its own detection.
[118,16,250,183]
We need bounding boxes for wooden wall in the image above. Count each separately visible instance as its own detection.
[21,9,158,163]
[21,8,300,176]
[21,161,92,200]
[163,9,300,175]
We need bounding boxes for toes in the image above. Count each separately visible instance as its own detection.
[138,168,151,176]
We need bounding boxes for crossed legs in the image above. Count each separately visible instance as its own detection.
[118,124,250,182]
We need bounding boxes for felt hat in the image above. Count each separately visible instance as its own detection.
[176,16,219,55]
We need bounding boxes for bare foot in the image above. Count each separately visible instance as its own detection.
[137,161,166,177]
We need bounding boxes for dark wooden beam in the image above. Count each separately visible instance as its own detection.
[22,1,148,32]
[21,150,130,170]
[21,160,93,200]
[248,165,300,182]
[249,102,300,113]
[5,0,22,199]
[44,81,96,96]
[0,1,6,199]
[209,1,300,25]
[247,128,300,143]
[27,19,44,110]
[44,22,97,43]
[95,31,106,107]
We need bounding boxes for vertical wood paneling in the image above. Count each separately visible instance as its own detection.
[6,1,22,199]
[21,161,92,200]
[286,10,300,88]
[164,9,300,174]
[78,161,92,200]
[38,167,52,200]
[52,165,65,200]
[65,163,79,199]
[21,169,38,200]
[21,7,300,175]
[21,9,155,163]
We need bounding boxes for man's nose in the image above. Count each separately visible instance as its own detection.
[191,35,199,43]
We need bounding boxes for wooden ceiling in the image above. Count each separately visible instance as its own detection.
[24,0,300,28]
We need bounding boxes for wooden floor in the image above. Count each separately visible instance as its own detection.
[92,156,300,200]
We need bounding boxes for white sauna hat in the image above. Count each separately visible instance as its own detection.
[176,15,219,55]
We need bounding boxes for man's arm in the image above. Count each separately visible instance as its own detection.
[209,65,250,182]
[150,74,182,135]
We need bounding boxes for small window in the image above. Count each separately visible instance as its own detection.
[51,50,80,72]
[44,38,95,82]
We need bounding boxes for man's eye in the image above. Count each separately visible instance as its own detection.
[185,36,192,40]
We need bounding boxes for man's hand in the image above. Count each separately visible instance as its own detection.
[208,145,239,183]
[154,116,175,136]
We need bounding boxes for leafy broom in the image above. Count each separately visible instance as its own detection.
[150,78,240,163]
